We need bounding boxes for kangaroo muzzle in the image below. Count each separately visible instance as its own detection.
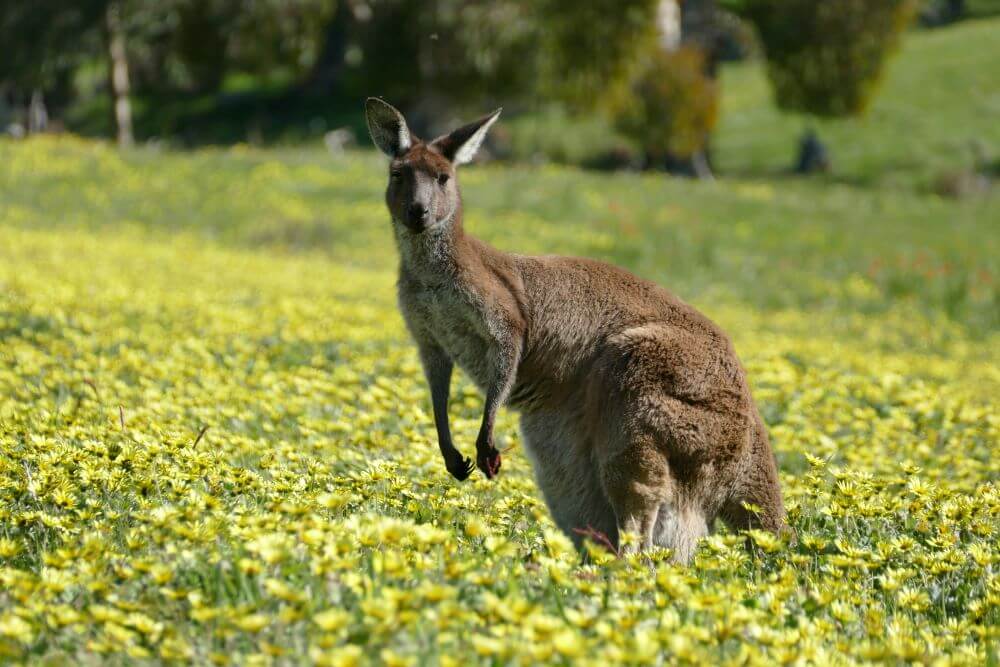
[406,202,429,231]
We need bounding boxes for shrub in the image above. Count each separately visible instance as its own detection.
[536,0,660,111]
[743,0,918,117]
[613,46,719,161]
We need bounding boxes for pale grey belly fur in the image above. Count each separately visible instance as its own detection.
[518,409,618,545]
[433,320,493,390]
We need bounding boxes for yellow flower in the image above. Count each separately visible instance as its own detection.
[471,635,506,657]
[160,637,194,660]
[380,648,415,667]
[0,134,997,665]
[313,609,350,632]
[463,517,488,538]
[310,645,363,667]
[552,629,584,657]
[0,539,21,559]
[0,614,33,644]
[233,614,270,633]
[149,563,173,585]
[264,578,307,604]
[247,534,292,565]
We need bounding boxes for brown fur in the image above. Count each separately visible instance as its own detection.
[365,99,788,562]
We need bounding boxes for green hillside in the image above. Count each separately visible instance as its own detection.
[716,18,1000,189]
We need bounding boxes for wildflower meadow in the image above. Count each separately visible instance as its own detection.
[0,130,996,665]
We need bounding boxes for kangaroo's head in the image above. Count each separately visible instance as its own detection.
[365,98,501,234]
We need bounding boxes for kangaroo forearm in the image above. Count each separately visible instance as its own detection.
[431,387,458,456]
[419,343,459,456]
[475,384,507,448]
[476,340,521,449]
[423,349,475,480]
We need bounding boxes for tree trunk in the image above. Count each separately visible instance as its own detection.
[655,0,715,180]
[105,2,133,148]
[656,0,682,52]
[28,90,48,134]
[682,0,722,76]
[303,0,355,93]
[691,150,715,181]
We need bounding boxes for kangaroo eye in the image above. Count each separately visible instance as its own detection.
[390,170,402,180]
[437,173,450,186]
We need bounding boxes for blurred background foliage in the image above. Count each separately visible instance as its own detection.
[1,0,998,177]
[742,0,919,118]
[613,47,719,175]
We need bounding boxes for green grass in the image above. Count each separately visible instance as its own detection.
[715,17,1000,190]
[505,18,1000,193]
[968,0,1000,17]
[2,132,996,334]
[0,16,997,666]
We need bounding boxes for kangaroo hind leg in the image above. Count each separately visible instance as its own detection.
[600,438,670,556]
[654,501,709,564]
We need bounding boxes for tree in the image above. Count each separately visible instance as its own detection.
[328,0,662,139]
[535,0,661,111]
[105,2,134,146]
[170,0,232,93]
[613,46,719,177]
[0,0,110,129]
[2,0,341,141]
[1,0,139,145]
[740,0,918,172]
[303,0,356,93]
[0,0,733,152]
[608,0,722,178]
[228,0,337,86]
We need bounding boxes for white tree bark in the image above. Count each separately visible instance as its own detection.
[656,0,682,52]
[657,0,716,180]
[106,2,133,148]
[28,90,48,134]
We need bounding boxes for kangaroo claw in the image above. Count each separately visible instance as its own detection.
[477,447,502,479]
[445,454,475,481]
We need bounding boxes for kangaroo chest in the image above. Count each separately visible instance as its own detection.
[402,281,496,391]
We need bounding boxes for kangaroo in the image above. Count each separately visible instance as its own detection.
[365,98,787,563]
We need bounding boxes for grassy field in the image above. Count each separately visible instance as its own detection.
[715,18,1000,191]
[1,18,999,667]
[510,18,1000,192]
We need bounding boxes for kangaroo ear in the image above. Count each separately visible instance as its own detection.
[431,108,502,166]
[365,97,412,157]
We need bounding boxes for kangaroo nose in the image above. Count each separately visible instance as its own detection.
[407,202,428,225]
